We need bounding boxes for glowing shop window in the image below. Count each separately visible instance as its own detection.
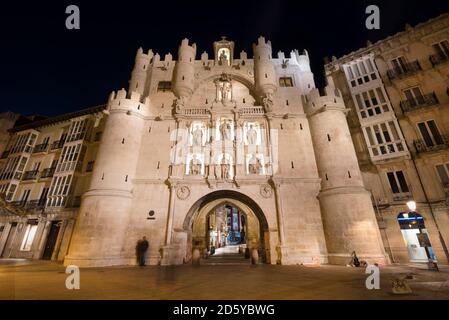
[20,224,38,251]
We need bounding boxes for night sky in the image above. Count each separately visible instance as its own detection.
[1,0,448,117]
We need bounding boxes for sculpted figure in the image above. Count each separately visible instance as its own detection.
[192,127,203,146]
[246,124,258,145]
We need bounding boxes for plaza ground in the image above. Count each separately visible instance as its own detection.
[1,258,449,300]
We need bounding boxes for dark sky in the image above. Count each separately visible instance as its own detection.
[1,0,448,117]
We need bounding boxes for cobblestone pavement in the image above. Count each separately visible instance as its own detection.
[1,259,449,300]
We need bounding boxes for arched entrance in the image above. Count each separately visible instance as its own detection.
[397,212,437,262]
[183,190,270,264]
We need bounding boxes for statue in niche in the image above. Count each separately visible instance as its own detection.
[215,73,233,104]
[220,157,231,180]
[248,154,262,175]
[219,50,229,66]
[189,154,202,175]
[246,124,258,145]
[192,126,203,146]
[219,120,232,141]
[221,82,232,103]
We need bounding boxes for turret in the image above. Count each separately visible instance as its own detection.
[129,48,153,95]
[64,89,149,267]
[252,36,277,97]
[305,78,388,265]
[172,38,197,99]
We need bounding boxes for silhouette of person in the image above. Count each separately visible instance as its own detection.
[136,236,149,266]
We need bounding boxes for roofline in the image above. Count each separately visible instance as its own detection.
[325,13,449,68]
[9,104,107,133]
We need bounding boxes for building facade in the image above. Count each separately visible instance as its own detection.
[326,13,449,264]
[3,24,447,267]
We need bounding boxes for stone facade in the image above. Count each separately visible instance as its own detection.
[326,13,449,264]
[1,35,400,267]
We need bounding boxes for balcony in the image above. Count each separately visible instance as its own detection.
[430,53,449,66]
[0,150,10,159]
[400,92,439,113]
[10,199,45,210]
[414,133,449,154]
[387,61,422,80]
[33,143,49,154]
[50,140,65,150]
[40,167,56,179]
[22,170,39,181]
[66,132,86,143]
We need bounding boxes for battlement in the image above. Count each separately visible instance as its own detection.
[108,88,150,110]
[136,47,154,60]
[254,36,272,48]
[304,85,344,115]
[180,38,197,50]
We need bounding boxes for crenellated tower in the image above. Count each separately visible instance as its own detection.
[172,38,197,99]
[129,48,153,95]
[252,36,277,100]
[305,78,389,265]
[64,89,150,267]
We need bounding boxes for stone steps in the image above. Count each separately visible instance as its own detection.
[200,253,250,265]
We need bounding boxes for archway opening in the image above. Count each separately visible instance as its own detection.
[184,190,270,264]
[397,211,437,262]
[206,203,247,255]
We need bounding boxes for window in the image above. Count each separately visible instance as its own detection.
[432,40,449,59]
[20,189,31,205]
[94,131,102,142]
[20,220,38,251]
[387,171,410,194]
[86,161,95,172]
[345,58,377,87]
[364,121,406,157]
[404,87,425,106]
[47,174,73,207]
[355,87,390,118]
[157,81,172,92]
[67,119,88,142]
[38,187,49,207]
[436,163,449,187]
[279,77,294,87]
[6,184,17,201]
[417,120,443,147]
[391,56,408,73]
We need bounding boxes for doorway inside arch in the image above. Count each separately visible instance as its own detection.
[397,212,437,262]
[206,204,247,256]
[186,191,270,264]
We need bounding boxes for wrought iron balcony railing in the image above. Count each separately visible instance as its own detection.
[22,170,39,181]
[430,53,449,66]
[40,167,56,179]
[50,140,65,150]
[400,92,439,113]
[33,143,49,153]
[10,199,45,210]
[387,61,422,80]
[414,133,449,154]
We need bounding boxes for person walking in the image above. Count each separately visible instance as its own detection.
[136,236,149,266]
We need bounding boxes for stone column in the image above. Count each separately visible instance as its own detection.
[161,181,177,265]
[270,178,288,264]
